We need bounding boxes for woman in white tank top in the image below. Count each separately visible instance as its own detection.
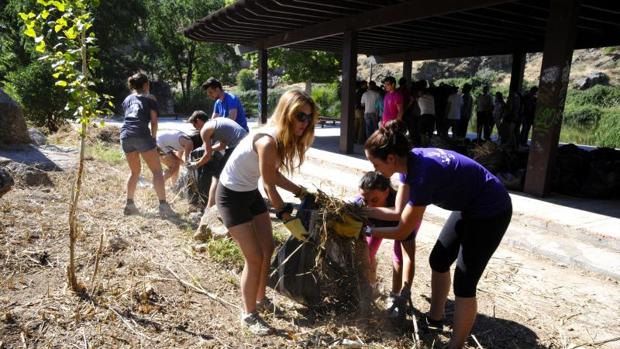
[215,90,318,335]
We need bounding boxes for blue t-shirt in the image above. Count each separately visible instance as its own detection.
[120,94,159,139]
[399,148,511,218]
[214,92,248,132]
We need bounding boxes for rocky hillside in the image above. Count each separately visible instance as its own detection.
[357,47,620,88]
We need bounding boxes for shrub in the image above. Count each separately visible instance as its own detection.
[594,108,620,148]
[563,105,603,127]
[234,87,287,118]
[566,85,620,109]
[4,61,69,132]
[173,88,214,115]
[311,82,340,117]
[236,68,255,92]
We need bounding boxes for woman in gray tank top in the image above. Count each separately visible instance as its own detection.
[215,90,318,335]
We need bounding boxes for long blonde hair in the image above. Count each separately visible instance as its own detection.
[270,89,318,174]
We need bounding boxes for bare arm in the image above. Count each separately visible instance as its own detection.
[211,141,227,152]
[195,126,214,167]
[179,136,194,163]
[365,183,409,221]
[150,109,158,139]
[371,204,426,240]
[396,102,404,122]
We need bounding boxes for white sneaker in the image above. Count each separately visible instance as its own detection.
[240,312,272,336]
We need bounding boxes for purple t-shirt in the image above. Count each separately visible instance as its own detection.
[381,90,403,126]
[399,148,511,218]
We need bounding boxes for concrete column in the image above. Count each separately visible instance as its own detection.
[258,48,268,124]
[524,0,579,196]
[340,30,357,154]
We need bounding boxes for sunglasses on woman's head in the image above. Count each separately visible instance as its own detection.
[295,111,313,123]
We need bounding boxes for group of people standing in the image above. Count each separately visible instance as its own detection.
[118,72,512,349]
[354,77,539,149]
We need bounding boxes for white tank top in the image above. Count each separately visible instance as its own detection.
[219,128,276,192]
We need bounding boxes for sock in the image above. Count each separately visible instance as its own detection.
[126,199,134,205]
[159,200,167,205]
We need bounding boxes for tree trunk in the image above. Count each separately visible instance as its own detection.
[305,80,312,95]
[185,44,196,100]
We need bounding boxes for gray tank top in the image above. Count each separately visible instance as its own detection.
[209,117,248,149]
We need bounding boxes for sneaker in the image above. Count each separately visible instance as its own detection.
[423,313,444,330]
[385,293,398,311]
[123,202,139,216]
[158,202,176,218]
[240,312,273,336]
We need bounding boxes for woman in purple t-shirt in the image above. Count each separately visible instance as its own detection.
[363,121,512,349]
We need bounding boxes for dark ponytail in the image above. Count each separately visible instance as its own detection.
[127,72,149,91]
[364,120,411,160]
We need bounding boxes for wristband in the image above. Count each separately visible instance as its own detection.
[276,203,294,220]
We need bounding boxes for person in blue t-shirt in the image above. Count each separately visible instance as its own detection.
[363,121,512,349]
[120,72,175,218]
[202,77,249,132]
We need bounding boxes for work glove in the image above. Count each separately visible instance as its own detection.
[328,214,364,239]
[284,217,309,241]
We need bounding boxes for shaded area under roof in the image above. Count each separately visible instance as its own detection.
[184,0,620,61]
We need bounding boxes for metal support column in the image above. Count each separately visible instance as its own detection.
[403,59,412,85]
[524,0,579,196]
[340,30,357,154]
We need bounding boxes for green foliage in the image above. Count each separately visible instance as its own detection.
[563,105,603,127]
[173,87,214,115]
[4,61,68,131]
[87,141,124,165]
[236,68,255,91]
[565,85,620,109]
[207,238,243,269]
[266,48,340,84]
[594,108,620,148]
[311,82,341,118]
[234,87,287,118]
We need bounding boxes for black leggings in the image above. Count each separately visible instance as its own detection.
[429,208,512,297]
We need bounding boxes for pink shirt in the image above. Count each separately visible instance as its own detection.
[381,90,403,126]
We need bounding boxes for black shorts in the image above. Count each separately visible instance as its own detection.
[215,182,268,228]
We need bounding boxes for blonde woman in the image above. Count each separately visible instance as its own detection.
[216,90,317,335]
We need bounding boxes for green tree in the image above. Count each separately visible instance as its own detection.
[264,48,341,92]
[20,0,111,294]
[144,0,240,103]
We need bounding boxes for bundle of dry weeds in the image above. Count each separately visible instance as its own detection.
[281,190,372,313]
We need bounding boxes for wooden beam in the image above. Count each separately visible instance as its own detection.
[258,48,268,124]
[340,30,357,154]
[255,0,516,49]
[509,52,526,94]
[374,41,542,63]
[524,0,579,197]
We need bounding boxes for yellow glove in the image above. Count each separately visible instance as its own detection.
[284,218,309,241]
[329,214,364,238]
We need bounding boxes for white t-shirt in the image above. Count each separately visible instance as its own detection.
[361,90,381,114]
[156,130,189,153]
[418,94,435,115]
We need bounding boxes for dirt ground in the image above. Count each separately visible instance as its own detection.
[1,138,620,349]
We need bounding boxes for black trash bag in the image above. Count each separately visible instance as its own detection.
[497,169,525,191]
[173,149,223,208]
[580,159,620,199]
[552,144,590,196]
[268,197,322,306]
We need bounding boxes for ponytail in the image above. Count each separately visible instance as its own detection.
[364,120,411,160]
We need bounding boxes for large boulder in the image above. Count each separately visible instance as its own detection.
[575,72,609,90]
[0,167,14,197]
[0,89,31,146]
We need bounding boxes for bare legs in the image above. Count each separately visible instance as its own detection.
[228,212,274,313]
[429,270,478,349]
